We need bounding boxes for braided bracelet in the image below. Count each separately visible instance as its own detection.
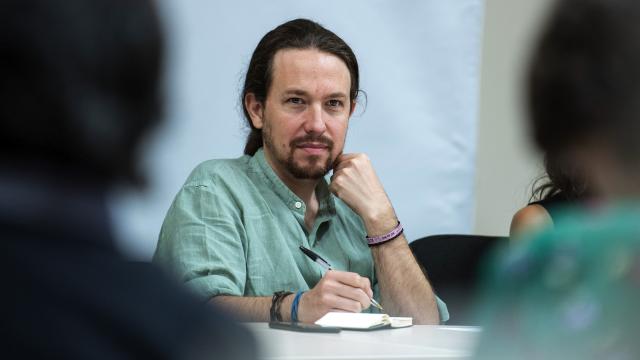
[270,291,292,322]
[366,221,403,247]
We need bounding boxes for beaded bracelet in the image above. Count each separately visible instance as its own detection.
[366,221,404,247]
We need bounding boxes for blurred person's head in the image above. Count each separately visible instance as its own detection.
[241,19,359,181]
[529,0,640,198]
[0,0,164,186]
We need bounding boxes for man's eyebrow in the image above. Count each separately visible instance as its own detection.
[282,89,308,96]
[326,92,348,99]
[281,89,348,99]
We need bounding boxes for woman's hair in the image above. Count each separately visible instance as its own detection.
[528,0,640,181]
[527,0,640,201]
[530,153,589,202]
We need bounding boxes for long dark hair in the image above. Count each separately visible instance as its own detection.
[530,153,589,202]
[528,0,640,195]
[240,18,360,156]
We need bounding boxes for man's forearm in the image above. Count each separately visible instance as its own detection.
[325,152,439,324]
[370,233,440,325]
[211,295,295,322]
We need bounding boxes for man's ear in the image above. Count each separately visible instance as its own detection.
[349,100,357,117]
[245,93,265,129]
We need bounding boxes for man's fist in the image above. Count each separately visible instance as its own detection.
[330,153,396,233]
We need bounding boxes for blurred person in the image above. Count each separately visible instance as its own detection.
[476,0,640,358]
[510,153,591,237]
[0,0,257,359]
[154,18,448,325]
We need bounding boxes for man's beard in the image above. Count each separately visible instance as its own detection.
[263,125,335,180]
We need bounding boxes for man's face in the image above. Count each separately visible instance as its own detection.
[249,48,354,180]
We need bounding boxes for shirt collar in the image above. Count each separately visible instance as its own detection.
[250,147,336,218]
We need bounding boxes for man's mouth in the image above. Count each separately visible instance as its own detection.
[297,142,329,155]
[298,142,329,149]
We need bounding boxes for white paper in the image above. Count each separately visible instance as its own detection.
[315,312,412,329]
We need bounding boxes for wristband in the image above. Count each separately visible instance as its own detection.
[290,291,305,323]
[366,221,403,247]
[270,291,292,322]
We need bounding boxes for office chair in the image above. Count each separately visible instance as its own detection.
[409,234,508,325]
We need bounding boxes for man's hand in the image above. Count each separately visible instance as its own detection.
[329,153,396,233]
[298,270,372,323]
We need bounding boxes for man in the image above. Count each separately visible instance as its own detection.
[0,1,256,359]
[155,18,448,324]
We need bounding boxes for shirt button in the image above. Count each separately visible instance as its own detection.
[294,201,302,209]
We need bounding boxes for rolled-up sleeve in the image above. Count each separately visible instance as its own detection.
[436,296,450,324]
[154,182,246,299]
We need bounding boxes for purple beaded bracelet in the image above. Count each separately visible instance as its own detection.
[366,221,403,247]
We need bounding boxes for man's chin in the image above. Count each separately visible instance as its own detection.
[287,161,330,180]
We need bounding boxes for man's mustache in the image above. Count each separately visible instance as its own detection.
[290,135,334,149]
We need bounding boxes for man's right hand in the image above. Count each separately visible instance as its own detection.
[297,270,373,323]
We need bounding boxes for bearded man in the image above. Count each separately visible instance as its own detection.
[154,18,448,325]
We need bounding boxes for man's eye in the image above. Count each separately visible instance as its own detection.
[287,97,304,105]
[327,99,343,107]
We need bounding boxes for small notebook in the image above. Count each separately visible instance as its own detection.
[315,312,413,330]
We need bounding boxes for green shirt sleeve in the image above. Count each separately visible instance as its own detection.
[154,182,247,299]
[436,296,449,323]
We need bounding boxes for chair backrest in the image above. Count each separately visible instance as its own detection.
[409,234,508,325]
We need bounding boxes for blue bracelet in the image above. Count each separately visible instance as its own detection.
[291,291,304,322]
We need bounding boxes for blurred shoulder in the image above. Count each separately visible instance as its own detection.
[510,204,553,238]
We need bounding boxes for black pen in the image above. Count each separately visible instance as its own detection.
[299,245,384,311]
[299,245,332,270]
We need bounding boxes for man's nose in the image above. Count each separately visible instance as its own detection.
[303,103,327,134]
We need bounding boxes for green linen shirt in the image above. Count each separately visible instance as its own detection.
[154,148,448,321]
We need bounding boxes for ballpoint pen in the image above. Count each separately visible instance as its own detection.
[299,245,385,311]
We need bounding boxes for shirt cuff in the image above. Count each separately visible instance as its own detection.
[436,295,450,324]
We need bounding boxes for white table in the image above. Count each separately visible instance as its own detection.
[247,323,481,360]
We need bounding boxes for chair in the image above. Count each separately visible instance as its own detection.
[409,234,508,325]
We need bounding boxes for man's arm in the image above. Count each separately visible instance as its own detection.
[368,223,440,324]
[211,296,274,322]
[330,153,440,324]
[211,270,373,323]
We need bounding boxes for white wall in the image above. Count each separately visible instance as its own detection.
[473,0,555,236]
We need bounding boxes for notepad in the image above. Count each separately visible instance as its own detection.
[315,312,413,330]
